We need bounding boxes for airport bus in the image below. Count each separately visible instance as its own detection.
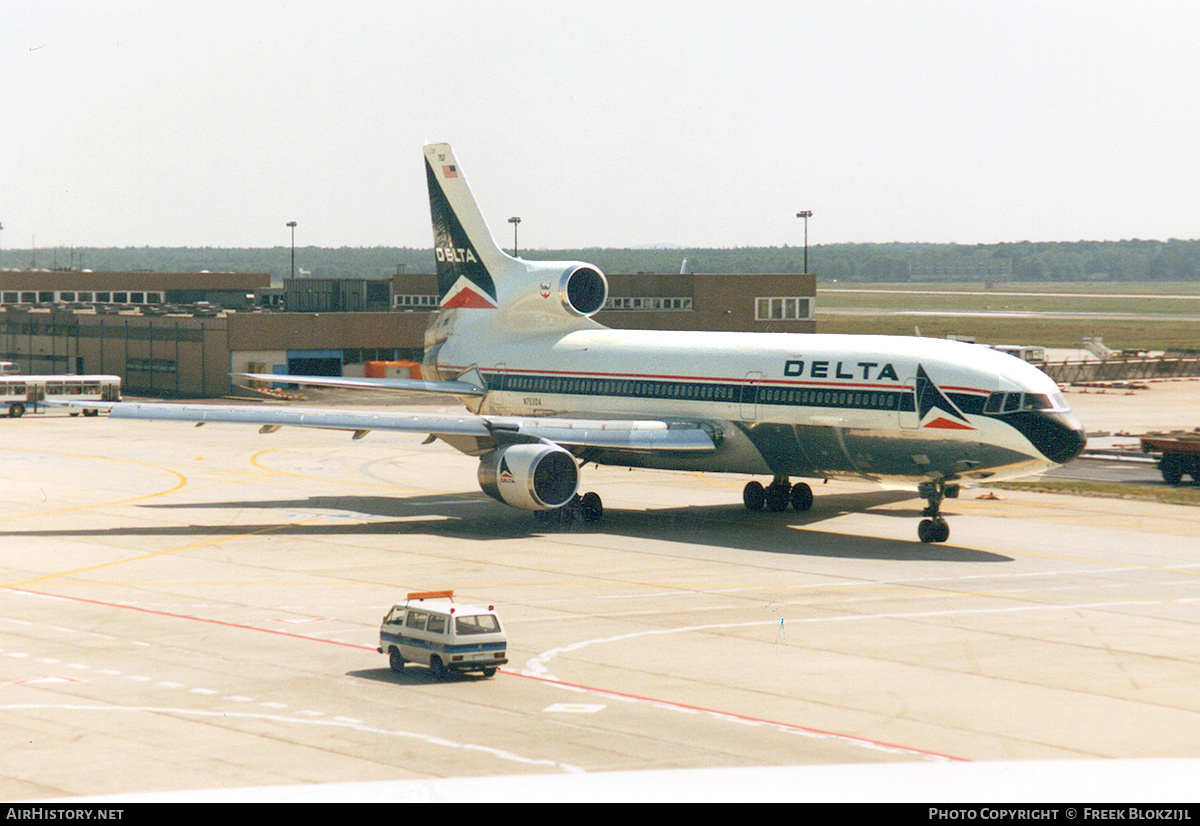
[1,375,122,418]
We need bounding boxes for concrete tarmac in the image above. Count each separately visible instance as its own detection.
[1,387,1198,800]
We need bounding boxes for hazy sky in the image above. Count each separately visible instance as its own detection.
[4,1,1200,250]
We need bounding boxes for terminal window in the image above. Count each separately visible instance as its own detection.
[394,294,439,309]
[604,296,692,311]
[755,297,812,321]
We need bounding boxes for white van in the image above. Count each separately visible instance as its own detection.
[378,590,507,678]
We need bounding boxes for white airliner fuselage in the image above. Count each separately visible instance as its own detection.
[431,326,1075,482]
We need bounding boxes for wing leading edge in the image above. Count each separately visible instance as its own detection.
[233,372,486,397]
[100,402,717,453]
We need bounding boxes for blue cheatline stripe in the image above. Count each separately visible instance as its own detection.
[481,369,934,414]
[381,630,506,655]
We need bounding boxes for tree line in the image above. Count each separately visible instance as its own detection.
[5,239,1200,283]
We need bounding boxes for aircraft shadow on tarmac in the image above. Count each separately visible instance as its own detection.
[8,489,1013,563]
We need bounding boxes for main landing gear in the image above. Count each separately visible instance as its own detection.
[743,476,959,544]
[533,491,604,526]
[742,477,814,513]
[917,480,959,544]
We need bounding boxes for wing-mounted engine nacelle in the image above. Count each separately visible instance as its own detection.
[478,443,580,510]
[558,264,608,317]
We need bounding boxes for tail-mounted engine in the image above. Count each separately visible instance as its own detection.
[482,261,608,332]
[478,443,579,510]
[558,265,608,317]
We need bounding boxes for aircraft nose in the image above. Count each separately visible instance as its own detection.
[1037,411,1088,464]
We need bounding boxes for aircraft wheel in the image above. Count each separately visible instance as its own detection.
[918,519,934,543]
[765,483,790,512]
[389,649,406,673]
[743,481,765,511]
[8,403,24,418]
[580,491,603,522]
[536,502,570,526]
[919,518,950,543]
[935,518,950,542]
[790,482,814,512]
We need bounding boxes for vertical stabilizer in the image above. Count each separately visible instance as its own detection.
[425,143,516,309]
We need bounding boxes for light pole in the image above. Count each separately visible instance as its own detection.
[508,216,521,257]
[286,221,297,279]
[796,211,812,273]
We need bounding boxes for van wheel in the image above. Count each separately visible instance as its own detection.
[430,656,448,679]
[389,649,405,673]
[9,403,24,418]
[482,667,497,678]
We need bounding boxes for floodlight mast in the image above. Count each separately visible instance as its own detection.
[796,210,813,273]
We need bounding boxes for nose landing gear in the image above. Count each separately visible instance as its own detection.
[917,480,958,543]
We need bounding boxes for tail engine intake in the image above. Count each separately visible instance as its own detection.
[559,265,608,317]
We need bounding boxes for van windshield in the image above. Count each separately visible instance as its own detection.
[455,614,500,635]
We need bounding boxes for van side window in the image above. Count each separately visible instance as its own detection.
[455,614,500,635]
[405,611,428,631]
[426,615,447,634]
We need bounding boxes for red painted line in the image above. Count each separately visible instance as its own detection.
[506,669,969,762]
[15,587,968,762]
[13,588,374,651]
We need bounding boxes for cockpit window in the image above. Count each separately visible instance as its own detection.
[985,391,1071,415]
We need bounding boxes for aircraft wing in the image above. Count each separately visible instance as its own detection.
[233,372,486,397]
[96,402,718,453]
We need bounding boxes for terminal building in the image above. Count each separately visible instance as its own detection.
[0,268,815,397]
